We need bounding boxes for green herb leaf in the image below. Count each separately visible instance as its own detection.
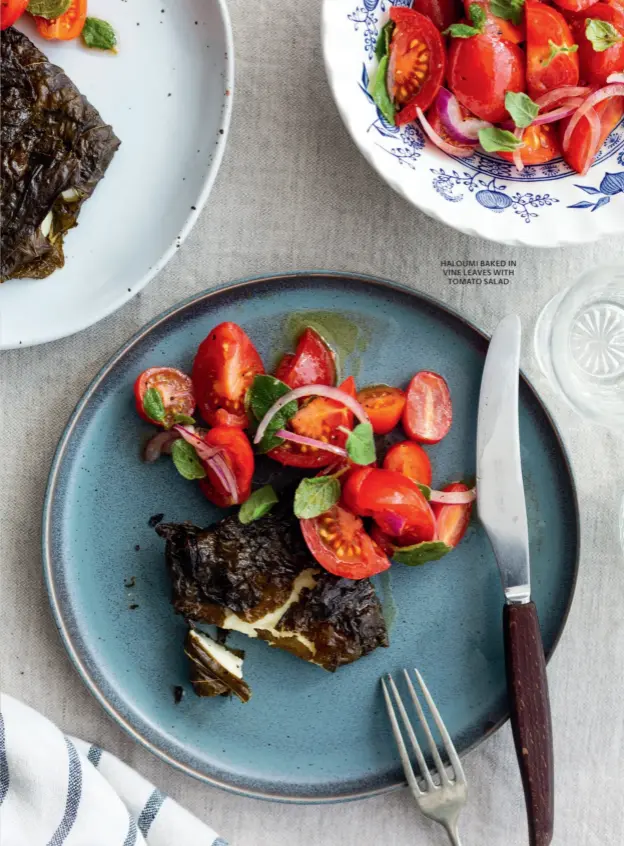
[370,55,396,125]
[143,387,165,423]
[173,412,196,425]
[82,17,118,52]
[239,485,279,524]
[246,375,299,452]
[27,0,71,19]
[375,20,395,61]
[345,422,376,466]
[585,18,624,52]
[505,91,540,128]
[293,476,341,519]
[416,483,432,500]
[541,39,579,68]
[478,126,524,152]
[171,439,206,480]
[488,0,525,26]
[444,3,487,37]
[392,541,452,566]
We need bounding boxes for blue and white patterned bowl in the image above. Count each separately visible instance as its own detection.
[322,0,624,247]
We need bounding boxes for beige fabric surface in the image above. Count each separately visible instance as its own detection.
[2,0,624,843]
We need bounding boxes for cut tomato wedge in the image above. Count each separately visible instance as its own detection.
[526,1,580,100]
[464,0,525,43]
[341,465,376,515]
[134,367,195,428]
[403,371,452,444]
[198,427,254,508]
[382,441,432,487]
[275,327,336,389]
[1,0,29,29]
[356,385,406,435]
[359,469,436,544]
[572,3,624,87]
[300,505,391,579]
[431,482,473,547]
[34,0,87,39]
[499,124,561,166]
[414,0,463,31]
[560,95,624,173]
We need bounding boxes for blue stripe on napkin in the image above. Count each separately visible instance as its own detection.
[137,788,166,836]
[47,738,82,845]
[87,744,103,768]
[122,812,138,846]
[212,839,229,846]
[0,710,8,805]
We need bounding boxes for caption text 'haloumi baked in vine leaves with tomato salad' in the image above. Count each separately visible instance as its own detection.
[135,323,475,702]
[370,0,623,175]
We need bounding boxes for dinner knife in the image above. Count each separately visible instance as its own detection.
[476,314,554,846]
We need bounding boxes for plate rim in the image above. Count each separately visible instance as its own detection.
[0,0,235,351]
[42,270,581,803]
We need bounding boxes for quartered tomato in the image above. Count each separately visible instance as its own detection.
[341,466,375,515]
[359,469,437,544]
[403,371,452,444]
[34,0,87,39]
[1,0,29,29]
[414,0,463,31]
[274,328,336,389]
[464,0,525,43]
[572,3,624,86]
[198,426,254,508]
[300,505,391,579]
[134,367,195,428]
[431,482,473,547]
[526,1,580,98]
[192,322,264,427]
[448,33,526,123]
[389,7,446,124]
[560,95,624,173]
[382,441,432,487]
[499,123,561,165]
[269,377,356,468]
[356,385,406,435]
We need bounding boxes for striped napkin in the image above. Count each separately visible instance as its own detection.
[0,694,227,846]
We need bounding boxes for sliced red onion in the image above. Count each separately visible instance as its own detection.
[173,425,222,463]
[254,385,369,446]
[535,86,592,112]
[435,88,491,144]
[607,73,624,84]
[416,108,474,158]
[531,100,584,126]
[207,452,239,504]
[274,429,348,458]
[512,126,525,173]
[144,430,180,462]
[429,488,476,505]
[563,84,624,152]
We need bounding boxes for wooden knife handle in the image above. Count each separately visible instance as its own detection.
[503,601,554,846]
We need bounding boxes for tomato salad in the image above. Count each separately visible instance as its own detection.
[135,323,476,581]
[1,0,116,52]
[370,1,624,175]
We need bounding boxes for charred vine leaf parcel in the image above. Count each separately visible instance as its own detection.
[0,28,120,282]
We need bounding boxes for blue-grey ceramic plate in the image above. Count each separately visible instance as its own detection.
[43,272,579,802]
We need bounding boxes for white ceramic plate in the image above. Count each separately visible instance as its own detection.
[0,0,233,349]
[322,0,624,248]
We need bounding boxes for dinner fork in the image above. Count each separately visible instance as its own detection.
[382,669,468,846]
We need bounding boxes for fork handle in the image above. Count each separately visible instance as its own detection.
[504,601,554,846]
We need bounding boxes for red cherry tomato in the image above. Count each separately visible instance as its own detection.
[274,328,336,389]
[134,367,195,428]
[268,377,356,468]
[359,469,437,544]
[389,8,446,124]
[192,322,264,428]
[431,482,473,547]
[403,371,452,444]
[356,385,406,435]
[499,123,561,165]
[382,441,433,487]
[198,427,254,508]
[448,33,526,123]
[464,0,525,43]
[341,466,376,515]
[525,1,580,99]
[34,0,87,39]
[1,0,29,29]
[414,0,463,31]
[300,505,391,580]
[571,3,624,86]
[560,95,624,173]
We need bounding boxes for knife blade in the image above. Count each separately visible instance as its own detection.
[476,313,530,605]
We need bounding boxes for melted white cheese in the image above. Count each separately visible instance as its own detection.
[40,211,53,238]
[190,630,243,679]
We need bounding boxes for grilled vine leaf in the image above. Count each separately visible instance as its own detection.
[0,28,120,282]
[185,629,251,703]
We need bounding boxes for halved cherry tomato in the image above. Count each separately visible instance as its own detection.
[300,505,391,579]
[464,0,525,43]
[414,0,463,31]
[526,1,580,99]
[34,0,87,39]
[448,33,526,123]
[356,385,406,435]
[134,367,195,428]
[431,482,473,547]
[382,441,432,487]
[192,322,264,428]
[499,123,561,165]
[389,8,446,124]
[341,466,375,515]
[571,3,624,86]
[1,0,29,29]
[359,469,437,544]
[198,426,254,508]
[274,328,336,389]
[403,371,452,444]
[268,377,356,469]
[426,97,478,155]
[560,95,624,173]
